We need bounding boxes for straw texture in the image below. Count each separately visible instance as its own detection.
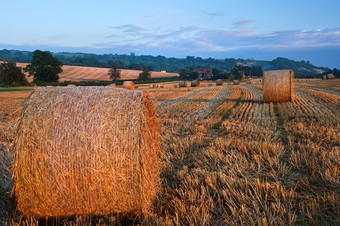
[216,79,223,86]
[179,81,187,87]
[263,70,294,103]
[191,80,200,87]
[123,81,134,90]
[326,74,335,79]
[14,86,160,218]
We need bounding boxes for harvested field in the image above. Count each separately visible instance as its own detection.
[0,79,339,225]
[8,62,179,82]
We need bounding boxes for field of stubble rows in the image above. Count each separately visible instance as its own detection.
[0,79,339,225]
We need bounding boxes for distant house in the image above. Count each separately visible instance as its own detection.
[193,68,213,79]
[240,70,246,78]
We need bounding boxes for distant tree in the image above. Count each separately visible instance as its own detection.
[190,71,200,80]
[25,50,63,83]
[0,62,28,86]
[138,69,151,80]
[179,69,189,80]
[108,61,121,81]
[333,68,339,77]
[212,68,220,76]
[230,67,241,80]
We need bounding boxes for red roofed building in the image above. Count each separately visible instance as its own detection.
[194,68,213,79]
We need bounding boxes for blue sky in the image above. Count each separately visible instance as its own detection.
[1,0,339,68]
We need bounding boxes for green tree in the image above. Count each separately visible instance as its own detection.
[231,67,241,80]
[0,62,28,86]
[25,50,63,83]
[190,71,200,80]
[108,61,121,81]
[179,69,189,80]
[138,69,151,80]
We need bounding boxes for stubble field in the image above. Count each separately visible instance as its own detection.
[0,79,339,225]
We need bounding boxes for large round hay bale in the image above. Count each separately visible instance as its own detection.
[191,80,200,87]
[216,79,223,86]
[233,80,240,85]
[322,75,327,80]
[263,70,294,103]
[153,84,159,88]
[179,81,187,87]
[123,81,134,90]
[14,86,160,218]
[326,74,335,79]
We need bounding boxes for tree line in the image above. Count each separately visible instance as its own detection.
[0,49,332,76]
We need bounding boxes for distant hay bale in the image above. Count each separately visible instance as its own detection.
[134,85,139,89]
[322,75,327,80]
[174,84,178,88]
[263,70,294,103]
[246,81,251,84]
[14,87,160,218]
[233,80,240,85]
[326,74,335,79]
[160,84,164,88]
[208,83,213,86]
[149,84,153,88]
[191,80,200,87]
[216,79,223,86]
[153,84,159,88]
[123,81,134,90]
[179,81,188,87]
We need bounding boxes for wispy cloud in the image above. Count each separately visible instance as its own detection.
[101,22,340,54]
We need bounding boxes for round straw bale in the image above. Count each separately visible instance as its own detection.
[123,81,134,90]
[153,84,159,88]
[246,81,251,84]
[208,83,213,86]
[160,84,164,88]
[149,84,153,88]
[233,80,240,85]
[326,74,335,79]
[14,87,160,218]
[216,79,223,86]
[322,75,327,80]
[191,80,200,87]
[174,84,178,88]
[263,70,294,103]
[179,81,187,87]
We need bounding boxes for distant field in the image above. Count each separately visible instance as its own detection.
[12,62,179,82]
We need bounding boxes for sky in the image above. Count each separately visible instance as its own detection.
[1,0,339,68]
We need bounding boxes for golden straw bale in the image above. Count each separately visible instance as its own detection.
[216,79,223,86]
[14,87,160,218]
[263,70,294,103]
[191,80,200,87]
[160,84,164,88]
[233,80,240,85]
[123,81,134,90]
[174,84,178,88]
[208,83,213,86]
[179,81,188,87]
[153,84,159,88]
[326,74,335,79]
[322,75,327,80]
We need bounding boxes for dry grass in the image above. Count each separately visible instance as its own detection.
[0,79,339,225]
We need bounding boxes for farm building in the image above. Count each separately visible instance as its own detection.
[193,68,213,79]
